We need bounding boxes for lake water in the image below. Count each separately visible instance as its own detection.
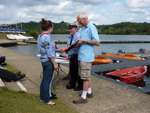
[8,34,150,57]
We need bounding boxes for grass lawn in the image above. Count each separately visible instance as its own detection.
[0,88,78,113]
[0,64,78,113]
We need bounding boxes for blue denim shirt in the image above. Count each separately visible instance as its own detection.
[78,23,100,62]
[37,34,56,62]
[67,32,80,57]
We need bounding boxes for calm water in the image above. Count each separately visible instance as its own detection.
[8,34,150,57]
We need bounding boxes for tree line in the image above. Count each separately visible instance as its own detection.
[16,21,150,38]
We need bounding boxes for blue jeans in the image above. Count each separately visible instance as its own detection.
[40,61,54,103]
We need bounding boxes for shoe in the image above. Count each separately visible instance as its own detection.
[62,75,70,80]
[73,98,88,104]
[51,92,56,97]
[47,101,55,106]
[50,93,57,100]
[79,93,93,98]
[87,93,93,98]
[66,84,75,89]
[50,96,57,100]
[74,87,82,91]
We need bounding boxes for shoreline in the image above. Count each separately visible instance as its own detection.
[0,39,37,47]
[1,35,150,50]
[2,39,150,47]
[55,40,150,45]
[0,39,18,47]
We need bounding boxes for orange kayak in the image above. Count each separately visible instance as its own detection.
[92,56,112,65]
[102,53,142,60]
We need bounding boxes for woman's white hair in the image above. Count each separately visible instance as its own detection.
[77,12,88,19]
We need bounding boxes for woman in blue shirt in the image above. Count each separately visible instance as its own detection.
[37,19,58,105]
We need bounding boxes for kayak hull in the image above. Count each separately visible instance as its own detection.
[92,56,112,65]
[102,53,142,60]
[106,66,147,87]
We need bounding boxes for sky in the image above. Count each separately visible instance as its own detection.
[0,0,150,25]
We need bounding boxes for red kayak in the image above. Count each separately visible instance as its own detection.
[106,66,147,87]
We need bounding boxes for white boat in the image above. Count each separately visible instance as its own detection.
[6,34,17,40]
[7,34,33,40]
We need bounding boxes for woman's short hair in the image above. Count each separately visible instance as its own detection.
[40,18,53,31]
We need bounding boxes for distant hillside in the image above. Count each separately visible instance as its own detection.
[17,21,69,38]
[98,22,150,35]
[16,21,150,38]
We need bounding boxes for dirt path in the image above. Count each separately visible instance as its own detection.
[0,47,150,113]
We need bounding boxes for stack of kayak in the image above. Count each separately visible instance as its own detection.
[93,53,148,87]
[92,53,142,65]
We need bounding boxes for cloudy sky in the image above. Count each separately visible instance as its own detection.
[0,0,150,25]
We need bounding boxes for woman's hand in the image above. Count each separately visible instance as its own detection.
[58,49,65,53]
[54,63,59,70]
[50,58,59,71]
[58,48,68,53]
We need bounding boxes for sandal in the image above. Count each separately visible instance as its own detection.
[47,101,55,106]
